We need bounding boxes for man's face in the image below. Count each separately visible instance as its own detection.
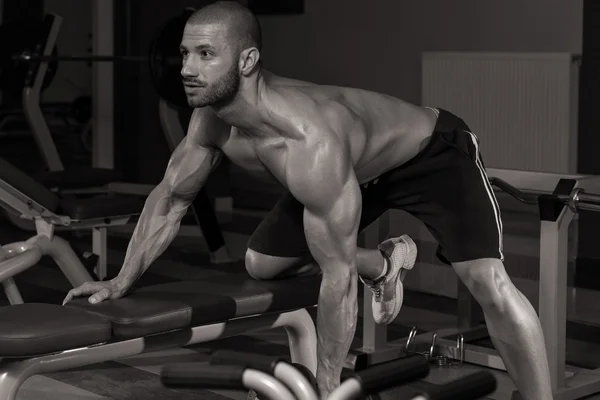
[179,22,240,108]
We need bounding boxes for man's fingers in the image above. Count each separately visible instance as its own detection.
[89,287,110,304]
[63,283,99,305]
[62,292,73,306]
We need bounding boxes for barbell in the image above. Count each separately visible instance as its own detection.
[0,8,193,108]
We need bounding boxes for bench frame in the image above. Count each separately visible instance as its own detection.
[0,178,138,303]
[357,168,600,400]
[0,308,317,400]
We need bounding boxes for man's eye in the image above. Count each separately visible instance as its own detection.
[200,51,210,57]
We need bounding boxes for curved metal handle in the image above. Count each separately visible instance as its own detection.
[0,247,42,282]
[329,354,430,400]
[161,364,297,400]
[488,177,539,205]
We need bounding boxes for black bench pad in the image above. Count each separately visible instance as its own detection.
[59,194,144,220]
[0,303,111,357]
[0,273,321,357]
[0,157,143,219]
[67,272,322,339]
[36,167,124,189]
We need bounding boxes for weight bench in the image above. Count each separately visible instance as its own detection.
[0,269,320,400]
[0,156,144,302]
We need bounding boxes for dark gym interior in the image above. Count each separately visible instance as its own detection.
[0,0,599,399]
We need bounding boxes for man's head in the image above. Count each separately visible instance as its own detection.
[180,1,262,108]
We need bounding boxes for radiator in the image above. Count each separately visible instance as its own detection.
[422,52,579,173]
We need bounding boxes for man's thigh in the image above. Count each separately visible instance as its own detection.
[381,127,504,265]
[247,189,388,258]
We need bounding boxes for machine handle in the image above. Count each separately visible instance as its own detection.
[352,354,430,396]
[413,371,497,400]
[161,363,246,389]
[210,349,283,374]
[488,177,539,205]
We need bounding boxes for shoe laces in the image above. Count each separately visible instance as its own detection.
[368,282,383,299]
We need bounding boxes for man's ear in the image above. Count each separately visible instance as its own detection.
[239,47,261,75]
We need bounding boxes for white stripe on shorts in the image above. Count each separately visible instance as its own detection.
[462,130,504,261]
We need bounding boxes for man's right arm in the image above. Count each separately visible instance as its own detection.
[114,108,227,287]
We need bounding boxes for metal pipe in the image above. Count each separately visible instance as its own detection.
[13,52,181,67]
[15,53,147,62]
[577,191,600,208]
[578,203,600,212]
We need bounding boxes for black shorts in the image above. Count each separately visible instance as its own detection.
[248,108,504,265]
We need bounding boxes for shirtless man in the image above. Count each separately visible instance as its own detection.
[63,2,553,399]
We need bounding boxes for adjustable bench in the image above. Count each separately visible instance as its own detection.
[0,156,144,302]
[0,269,320,400]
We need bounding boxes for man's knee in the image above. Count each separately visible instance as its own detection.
[452,258,514,313]
[244,248,312,280]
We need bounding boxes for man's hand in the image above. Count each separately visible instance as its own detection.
[62,278,130,305]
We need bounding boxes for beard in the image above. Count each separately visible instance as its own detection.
[186,63,240,108]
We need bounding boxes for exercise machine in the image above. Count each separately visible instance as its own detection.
[0,156,144,300]
[161,350,497,399]
[0,11,232,264]
[351,168,600,400]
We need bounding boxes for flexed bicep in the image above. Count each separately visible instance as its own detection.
[163,137,222,203]
[162,107,228,207]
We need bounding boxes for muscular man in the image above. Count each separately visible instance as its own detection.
[63,2,552,398]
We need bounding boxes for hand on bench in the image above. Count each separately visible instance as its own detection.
[63,278,130,305]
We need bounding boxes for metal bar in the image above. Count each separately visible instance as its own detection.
[92,0,114,170]
[15,53,147,62]
[92,227,107,280]
[577,191,600,208]
[554,367,600,400]
[22,14,64,172]
[456,280,483,329]
[486,168,585,193]
[489,177,539,204]
[539,207,574,391]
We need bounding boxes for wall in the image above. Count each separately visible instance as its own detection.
[252,0,585,300]
[42,0,92,103]
[257,0,583,104]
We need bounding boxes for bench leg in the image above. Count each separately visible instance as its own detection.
[283,308,318,377]
[32,236,94,286]
[92,227,107,280]
[0,361,30,400]
[3,279,24,304]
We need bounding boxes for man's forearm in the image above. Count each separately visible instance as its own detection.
[116,185,188,285]
[316,272,359,394]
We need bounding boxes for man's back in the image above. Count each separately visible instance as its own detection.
[218,70,438,185]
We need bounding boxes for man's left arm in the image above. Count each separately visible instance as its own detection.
[286,137,362,396]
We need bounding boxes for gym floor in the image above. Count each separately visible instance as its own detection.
[2,207,600,400]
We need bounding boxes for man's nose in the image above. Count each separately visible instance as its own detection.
[181,59,199,77]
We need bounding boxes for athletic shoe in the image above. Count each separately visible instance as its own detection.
[360,234,417,325]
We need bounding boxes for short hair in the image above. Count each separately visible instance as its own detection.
[188,1,262,52]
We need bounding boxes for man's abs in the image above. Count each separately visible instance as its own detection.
[220,81,438,185]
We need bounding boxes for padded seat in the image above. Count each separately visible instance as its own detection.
[0,303,111,357]
[67,271,322,339]
[36,167,124,189]
[0,157,143,219]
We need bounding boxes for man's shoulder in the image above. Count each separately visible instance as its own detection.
[188,107,232,148]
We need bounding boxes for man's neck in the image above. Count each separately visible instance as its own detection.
[210,69,268,133]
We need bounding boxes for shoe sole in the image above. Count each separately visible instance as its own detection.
[375,234,417,325]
